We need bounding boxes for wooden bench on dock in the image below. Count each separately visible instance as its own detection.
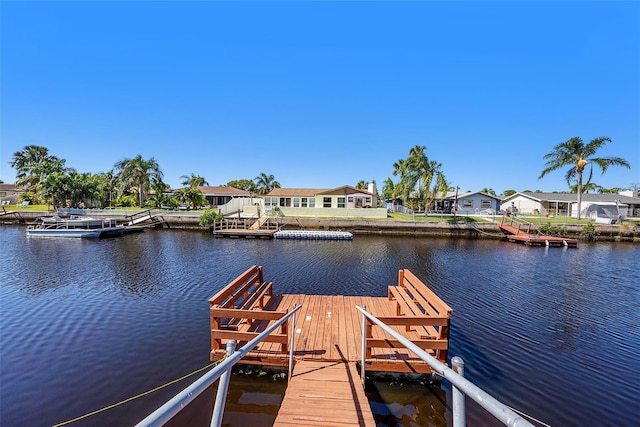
[209,265,289,360]
[365,269,452,363]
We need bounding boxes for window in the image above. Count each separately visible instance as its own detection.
[462,200,473,208]
[265,197,277,207]
[279,197,291,207]
[348,196,354,203]
[293,198,300,208]
[481,200,492,208]
[338,197,345,208]
[323,197,332,208]
[301,197,308,208]
[309,198,315,208]
[366,197,372,205]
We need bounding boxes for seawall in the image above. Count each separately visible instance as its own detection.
[3,210,639,242]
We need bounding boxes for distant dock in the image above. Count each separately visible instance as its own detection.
[499,217,579,247]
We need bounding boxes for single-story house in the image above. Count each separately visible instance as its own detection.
[0,183,25,205]
[444,191,502,215]
[259,184,387,218]
[197,186,251,206]
[500,192,640,220]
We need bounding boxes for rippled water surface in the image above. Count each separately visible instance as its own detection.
[1,227,639,426]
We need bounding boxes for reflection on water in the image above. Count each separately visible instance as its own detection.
[1,227,639,427]
[367,379,447,426]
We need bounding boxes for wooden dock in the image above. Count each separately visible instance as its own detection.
[208,266,451,427]
[212,217,278,238]
[272,360,376,426]
[499,217,579,247]
[208,266,452,374]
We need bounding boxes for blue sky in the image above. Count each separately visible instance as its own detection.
[2,1,639,195]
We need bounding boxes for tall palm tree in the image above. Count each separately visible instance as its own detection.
[539,136,631,219]
[180,173,208,188]
[355,180,368,190]
[254,173,281,195]
[10,145,65,189]
[381,177,395,201]
[114,155,163,208]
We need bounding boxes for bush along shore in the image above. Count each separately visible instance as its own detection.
[4,210,639,242]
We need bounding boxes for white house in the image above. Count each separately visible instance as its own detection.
[500,192,640,220]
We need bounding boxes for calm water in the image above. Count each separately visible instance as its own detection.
[1,226,639,427]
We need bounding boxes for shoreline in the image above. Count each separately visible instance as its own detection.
[3,210,639,242]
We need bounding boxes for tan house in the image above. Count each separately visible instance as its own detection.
[260,185,387,218]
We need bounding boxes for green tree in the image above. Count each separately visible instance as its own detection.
[227,179,257,192]
[393,146,449,211]
[481,188,496,196]
[502,189,517,197]
[147,178,171,208]
[10,145,68,198]
[255,173,281,195]
[381,178,395,201]
[172,186,206,209]
[180,173,208,188]
[355,180,368,190]
[539,136,631,219]
[113,155,163,208]
[199,208,224,228]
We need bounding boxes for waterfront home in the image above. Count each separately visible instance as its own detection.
[0,183,25,205]
[261,184,387,219]
[501,191,640,220]
[443,191,502,215]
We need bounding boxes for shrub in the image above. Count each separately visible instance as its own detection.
[199,209,224,228]
[581,222,597,240]
[538,223,567,237]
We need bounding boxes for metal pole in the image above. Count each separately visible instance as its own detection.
[288,304,297,380]
[136,304,302,427]
[360,304,367,386]
[452,356,466,427]
[211,340,236,427]
[354,305,535,427]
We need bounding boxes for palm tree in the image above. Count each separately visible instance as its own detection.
[539,136,631,219]
[114,155,163,208]
[180,173,208,188]
[394,146,449,211]
[254,173,281,195]
[10,145,66,189]
[355,180,368,190]
[381,178,395,201]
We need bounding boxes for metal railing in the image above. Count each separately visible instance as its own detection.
[356,305,535,427]
[135,304,301,427]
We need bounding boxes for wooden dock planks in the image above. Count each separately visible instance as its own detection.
[209,266,450,373]
[272,360,376,427]
[213,294,438,373]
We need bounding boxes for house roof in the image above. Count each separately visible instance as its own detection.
[443,191,502,201]
[502,192,640,205]
[317,185,374,196]
[267,186,373,197]
[196,186,251,196]
[0,184,21,192]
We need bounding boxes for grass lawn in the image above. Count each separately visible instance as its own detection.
[388,212,486,222]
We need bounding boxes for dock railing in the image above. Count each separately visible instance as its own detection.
[134,304,301,427]
[356,305,536,427]
[500,216,533,235]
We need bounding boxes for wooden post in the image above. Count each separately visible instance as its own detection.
[398,269,405,288]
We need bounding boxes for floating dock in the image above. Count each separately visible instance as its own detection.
[274,230,353,240]
[499,217,579,247]
[208,265,451,374]
[207,265,451,427]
